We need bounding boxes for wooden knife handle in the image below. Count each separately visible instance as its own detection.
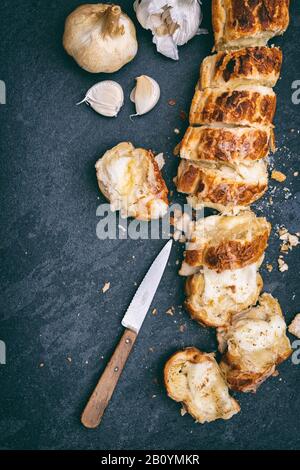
[81,328,137,429]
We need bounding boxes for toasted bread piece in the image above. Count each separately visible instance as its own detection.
[181,211,271,272]
[190,85,276,127]
[200,47,282,89]
[218,293,292,393]
[164,348,240,423]
[179,126,274,164]
[95,142,168,221]
[176,158,268,212]
[185,259,263,327]
[212,0,290,51]
[288,314,300,339]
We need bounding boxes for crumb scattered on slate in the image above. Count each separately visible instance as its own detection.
[271,170,287,182]
[102,282,110,293]
[166,307,175,316]
[278,257,289,272]
[266,263,273,272]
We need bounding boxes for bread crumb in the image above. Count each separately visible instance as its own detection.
[278,227,299,251]
[168,99,176,106]
[174,128,180,134]
[102,282,110,293]
[39,363,45,368]
[278,257,288,272]
[149,347,155,353]
[166,307,175,316]
[179,324,187,333]
[294,171,298,177]
[152,308,157,316]
[266,264,273,272]
[67,357,72,363]
[288,314,300,338]
[271,170,286,182]
[280,243,289,253]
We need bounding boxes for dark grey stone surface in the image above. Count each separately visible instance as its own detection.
[0,0,299,450]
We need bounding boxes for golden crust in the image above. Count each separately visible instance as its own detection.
[219,293,292,393]
[95,142,168,221]
[185,269,263,328]
[179,126,274,164]
[164,348,240,423]
[212,0,290,51]
[200,47,282,89]
[189,86,276,127]
[183,211,271,272]
[176,159,268,211]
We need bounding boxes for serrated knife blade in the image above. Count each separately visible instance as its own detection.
[81,239,173,428]
[121,239,173,333]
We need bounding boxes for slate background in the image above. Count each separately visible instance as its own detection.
[0,0,299,451]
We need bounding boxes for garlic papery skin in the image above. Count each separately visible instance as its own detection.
[63,4,138,73]
[77,81,124,117]
[134,0,204,60]
[130,75,160,116]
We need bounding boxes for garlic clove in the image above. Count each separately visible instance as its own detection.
[130,75,160,116]
[77,81,124,117]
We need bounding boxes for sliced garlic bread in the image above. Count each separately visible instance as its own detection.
[95,142,168,221]
[212,0,290,51]
[189,85,276,128]
[185,258,263,327]
[164,348,240,423]
[218,293,292,393]
[200,47,282,89]
[179,126,275,164]
[176,158,268,213]
[181,211,271,272]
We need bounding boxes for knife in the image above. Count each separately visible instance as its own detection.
[81,239,173,429]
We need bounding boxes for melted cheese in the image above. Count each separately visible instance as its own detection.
[184,361,235,420]
[232,316,286,352]
[203,263,258,305]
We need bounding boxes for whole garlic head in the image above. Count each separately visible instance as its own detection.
[63,4,138,73]
[134,0,205,60]
[130,75,160,116]
[77,81,124,117]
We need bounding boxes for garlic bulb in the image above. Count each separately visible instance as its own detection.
[77,81,124,117]
[130,75,160,116]
[63,4,138,73]
[134,0,205,60]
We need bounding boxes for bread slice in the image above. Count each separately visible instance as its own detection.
[212,0,290,51]
[218,293,292,393]
[200,47,282,89]
[181,211,271,272]
[176,158,268,212]
[185,258,263,328]
[179,126,275,164]
[164,348,240,423]
[190,85,276,127]
[95,142,168,221]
